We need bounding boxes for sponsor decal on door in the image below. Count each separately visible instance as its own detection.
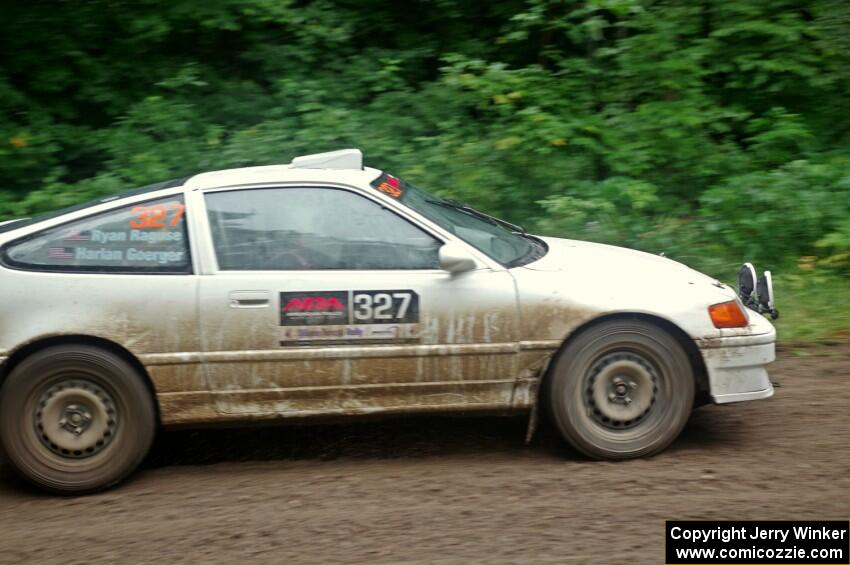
[279,290,419,345]
[280,291,349,326]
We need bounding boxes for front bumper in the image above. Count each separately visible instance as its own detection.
[699,326,776,404]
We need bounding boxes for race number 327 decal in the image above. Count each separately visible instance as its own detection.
[352,290,418,324]
[279,289,420,345]
[129,203,185,229]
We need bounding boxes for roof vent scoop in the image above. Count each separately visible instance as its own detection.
[289,148,363,170]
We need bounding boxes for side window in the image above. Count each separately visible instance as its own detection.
[3,196,190,273]
[206,187,441,270]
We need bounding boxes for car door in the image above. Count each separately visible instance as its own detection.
[195,184,520,417]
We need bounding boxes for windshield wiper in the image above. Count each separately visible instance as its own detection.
[425,199,527,234]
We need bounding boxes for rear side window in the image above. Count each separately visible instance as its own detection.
[2,196,191,273]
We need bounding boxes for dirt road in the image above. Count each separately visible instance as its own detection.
[1,345,848,564]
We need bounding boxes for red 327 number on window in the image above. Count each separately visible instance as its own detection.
[129,203,185,229]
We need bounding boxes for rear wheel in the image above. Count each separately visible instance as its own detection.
[0,345,156,494]
[546,319,694,459]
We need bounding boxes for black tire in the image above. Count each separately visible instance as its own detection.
[546,319,694,459]
[0,345,156,494]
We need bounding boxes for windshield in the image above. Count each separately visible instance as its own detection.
[370,173,546,267]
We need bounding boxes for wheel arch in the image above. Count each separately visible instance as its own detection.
[0,335,162,424]
[543,312,710,401]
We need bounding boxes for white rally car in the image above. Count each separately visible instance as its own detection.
[0,149,776,493]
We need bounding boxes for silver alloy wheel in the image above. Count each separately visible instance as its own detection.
[34,379,118,459]
[585,351,658,429]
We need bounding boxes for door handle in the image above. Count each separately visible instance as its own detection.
[229,291,271,309]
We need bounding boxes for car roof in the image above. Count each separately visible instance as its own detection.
[185,148,380,190]
[0,149,384,237]
[184,163,382,191]
[185,149,380,190]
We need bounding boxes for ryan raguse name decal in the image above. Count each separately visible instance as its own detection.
[279,289,420,344]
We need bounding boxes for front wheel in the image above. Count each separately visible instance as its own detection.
[0,345,156,494]
[545,319,695,459]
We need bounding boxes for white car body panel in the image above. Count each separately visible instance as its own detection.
[0,158,775,426]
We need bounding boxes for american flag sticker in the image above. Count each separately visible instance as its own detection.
[47,247,74,260]
[62,230,89,241]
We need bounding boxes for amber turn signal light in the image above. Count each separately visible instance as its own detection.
[708,300,749,329]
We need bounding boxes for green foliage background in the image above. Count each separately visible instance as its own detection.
[1,0,848,339]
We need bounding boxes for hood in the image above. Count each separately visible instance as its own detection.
[511,236,749,342]
[526,236,735,297]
